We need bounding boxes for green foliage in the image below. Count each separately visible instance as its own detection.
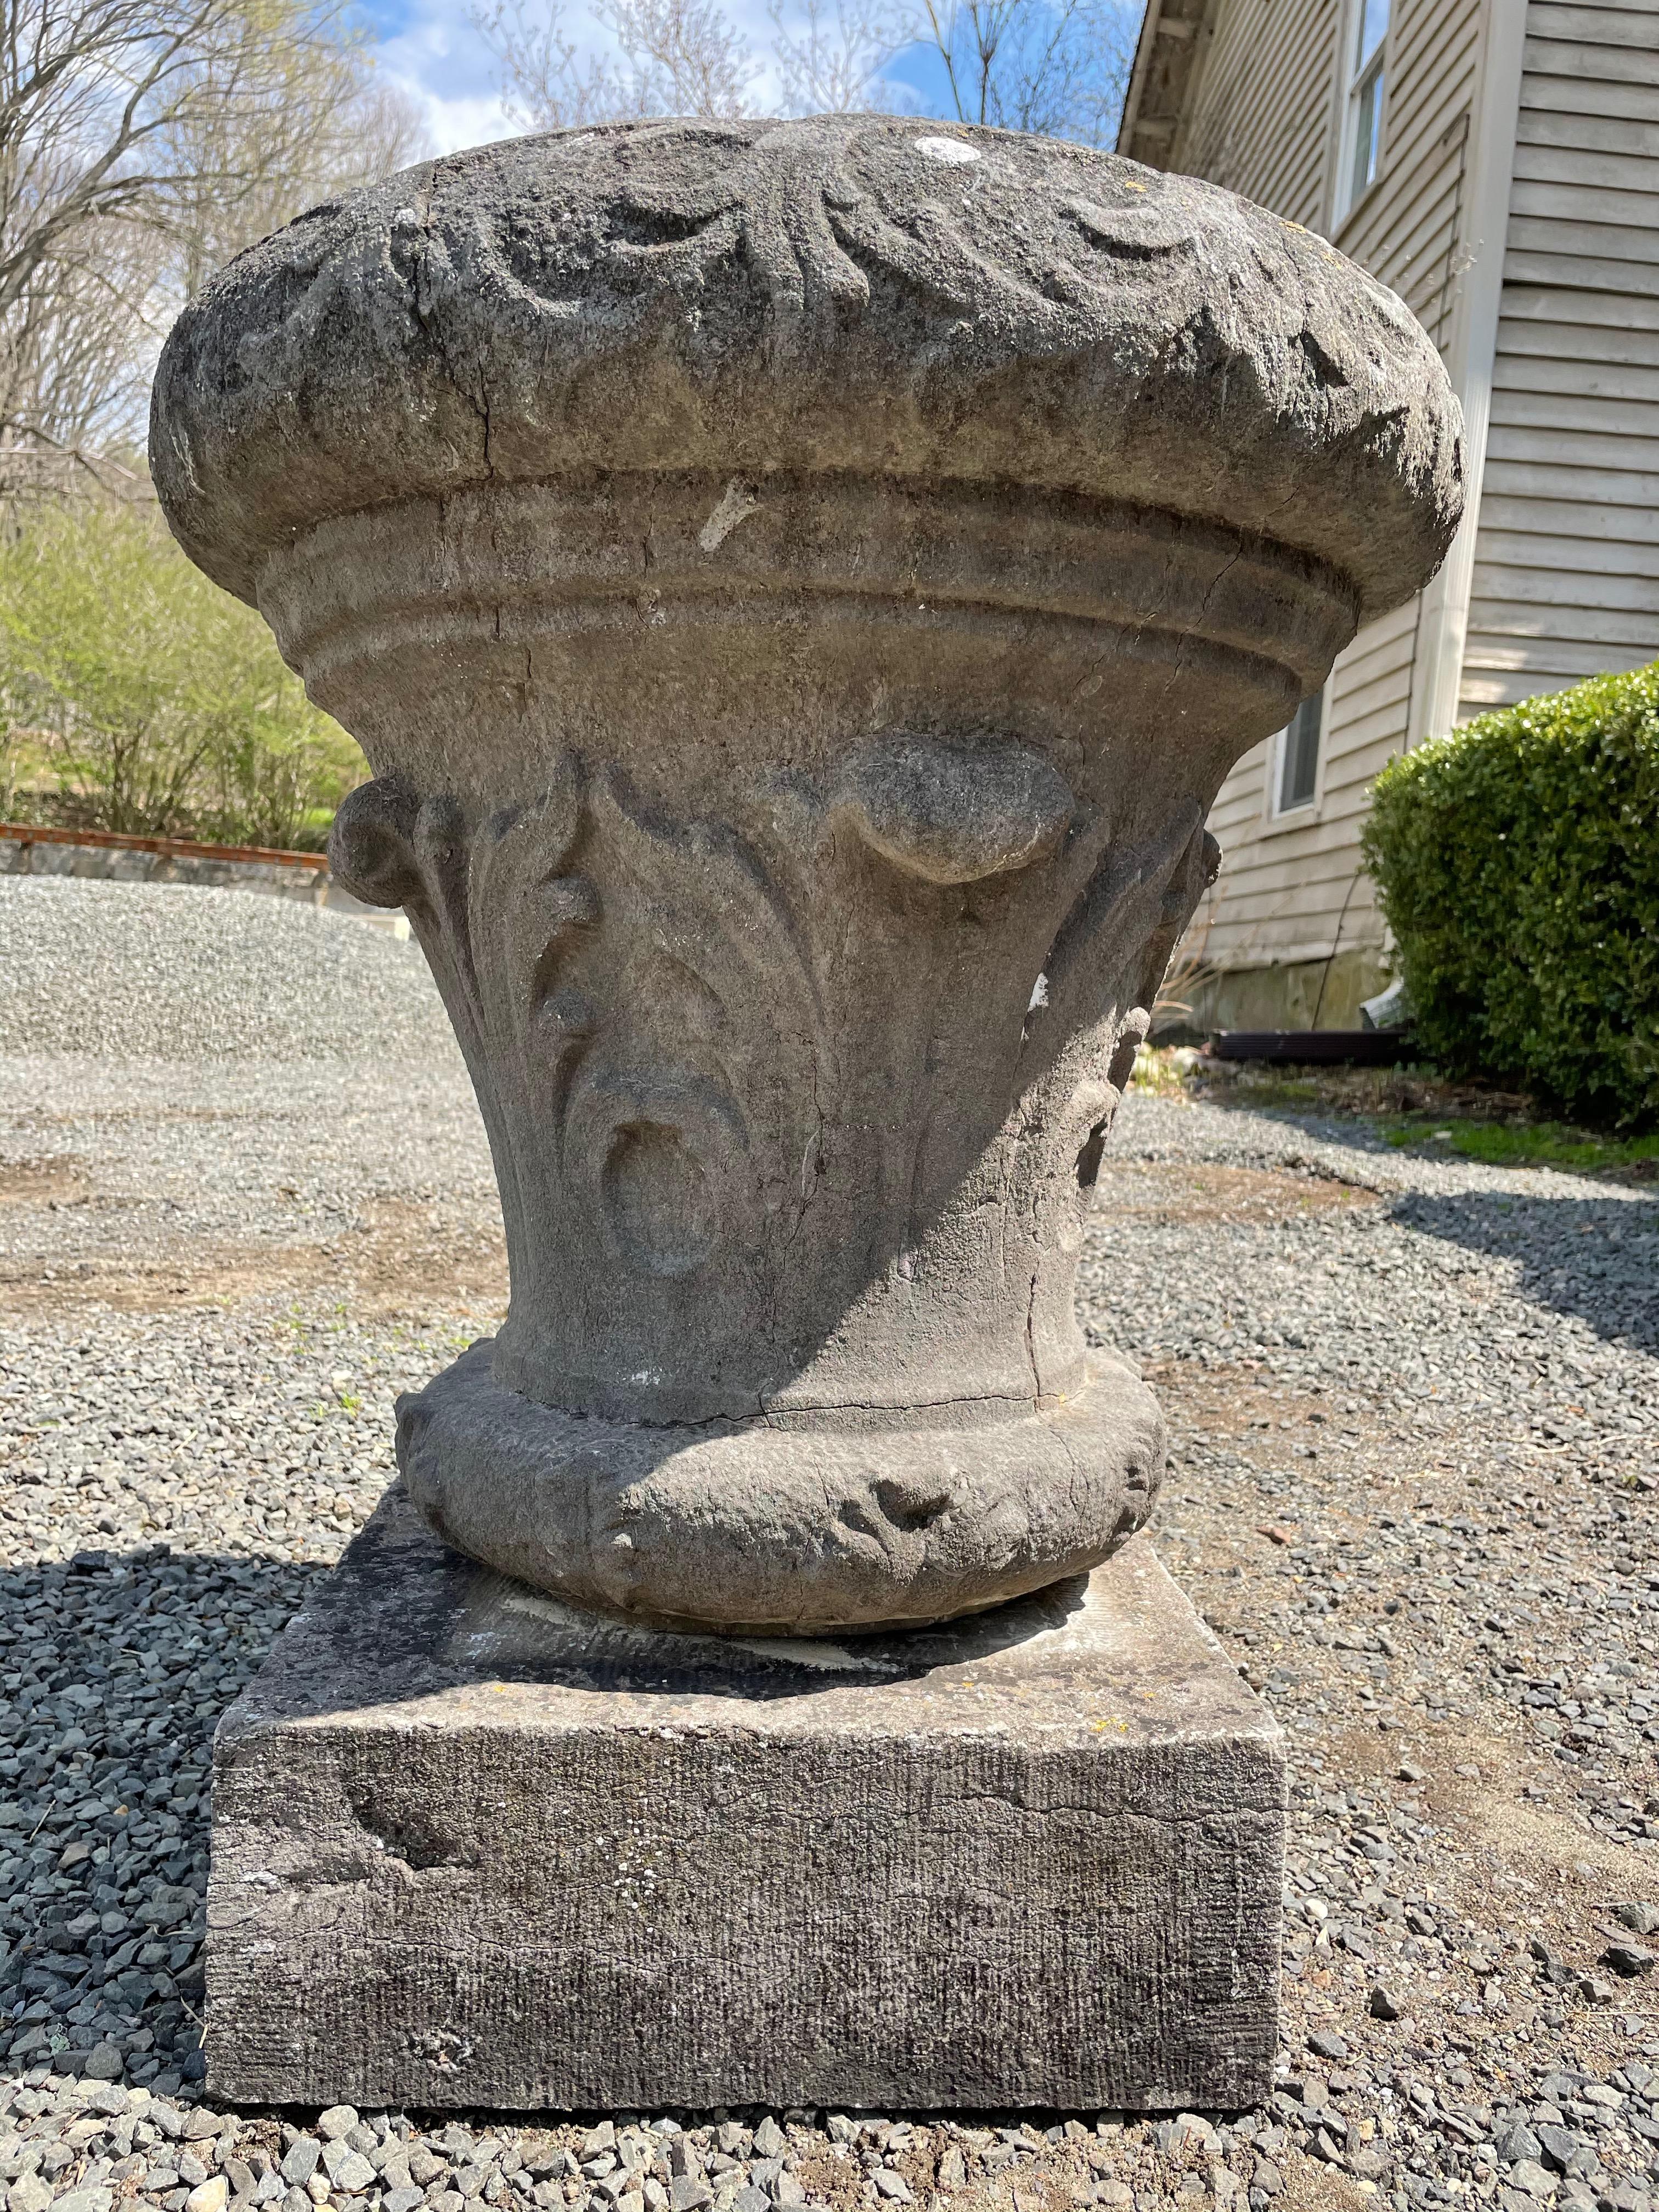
[1361,663,1659,1127]
[0,501,364,849]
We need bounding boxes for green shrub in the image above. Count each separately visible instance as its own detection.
[0,501,364,850]
[1361,662,1659,1127]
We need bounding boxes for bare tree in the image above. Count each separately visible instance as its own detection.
[610,0,756,116]
[0,0,425,463]
[905,0,1138,143]
[469,0,620,129]
[0,0,206,336]
[474,0,624,128]
[769,0,901,114]
[474,0,755,127]
[479,0,1138,144]
[0,216,160,461]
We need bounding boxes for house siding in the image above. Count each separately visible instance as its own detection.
[1171,0,1486,982]
[1170,0,1335,222]
[1460,1,1659,710]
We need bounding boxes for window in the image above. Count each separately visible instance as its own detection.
[1341,0,1390,216]
[1275,689,1324,814]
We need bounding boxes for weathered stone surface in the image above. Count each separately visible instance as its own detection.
[205,1486,1287,2112]
[397,1338,1165,1634]
[151,118,1460,618]
[150,116,1462,1632]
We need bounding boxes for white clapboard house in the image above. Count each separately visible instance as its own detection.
[1119,0,1658,1030]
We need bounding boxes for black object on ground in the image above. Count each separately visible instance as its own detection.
[1210,1028,1415,1065]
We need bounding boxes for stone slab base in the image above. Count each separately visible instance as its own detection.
[205,1486,1286,2112]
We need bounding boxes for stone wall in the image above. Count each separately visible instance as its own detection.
[0,831,402,930]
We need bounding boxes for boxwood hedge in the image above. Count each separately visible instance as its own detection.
[1361,661,1659,1126]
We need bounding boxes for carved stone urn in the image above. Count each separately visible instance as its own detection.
[152,117,1460,1637]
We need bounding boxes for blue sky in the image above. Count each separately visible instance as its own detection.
[359,0,995,159]
[360,0,517,153]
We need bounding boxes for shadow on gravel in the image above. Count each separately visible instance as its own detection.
[0,1543,327,2086]
[1389,1185,1659,1348]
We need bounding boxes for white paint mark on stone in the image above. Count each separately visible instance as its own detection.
[913,136,980,166]
[735,1635,899,1672]
[503,1592,587,1629]
[698,478,759,552]
[1027,972,1049,1012]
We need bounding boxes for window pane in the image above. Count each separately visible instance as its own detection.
[1349,63,1385,205]
[1357,0,1390,67]
[1279,691,1323,811]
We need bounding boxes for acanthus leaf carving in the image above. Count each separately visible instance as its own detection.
[335,758,830,1299]
[331,736,1209,1437]
[468,126,1213,363]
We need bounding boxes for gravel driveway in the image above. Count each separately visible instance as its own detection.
[0,879,1655,2212]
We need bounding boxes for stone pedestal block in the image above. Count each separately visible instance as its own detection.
[206,1487,1285,2113]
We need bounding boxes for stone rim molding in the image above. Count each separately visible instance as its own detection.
[151,116,1463,1635]
[257,479,1358,708]
[150,116,1463,619]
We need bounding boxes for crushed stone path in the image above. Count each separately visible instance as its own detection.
[0,881,1654,2212]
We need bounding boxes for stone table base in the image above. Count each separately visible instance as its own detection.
[205,1488,1285,2112]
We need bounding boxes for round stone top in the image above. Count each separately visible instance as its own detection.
[151,115,1463,619]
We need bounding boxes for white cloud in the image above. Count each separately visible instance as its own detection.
[406,86,519,157]
[370,0,517,158]
[367,0,941,160]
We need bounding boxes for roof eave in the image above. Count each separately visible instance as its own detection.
[1115,0,1213,170]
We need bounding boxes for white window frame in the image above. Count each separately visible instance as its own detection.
[1334,0,1392,227]
[1263,688,1327,827]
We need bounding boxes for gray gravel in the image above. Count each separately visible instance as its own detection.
[1,881,1656,2212]
[0,882,487,1297]
[0,882,452,1064]
[1083,1096,1658,1455]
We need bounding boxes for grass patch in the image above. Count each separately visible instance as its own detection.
[1379,1116,1659,1177]
[1132,1048,1659,1181]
